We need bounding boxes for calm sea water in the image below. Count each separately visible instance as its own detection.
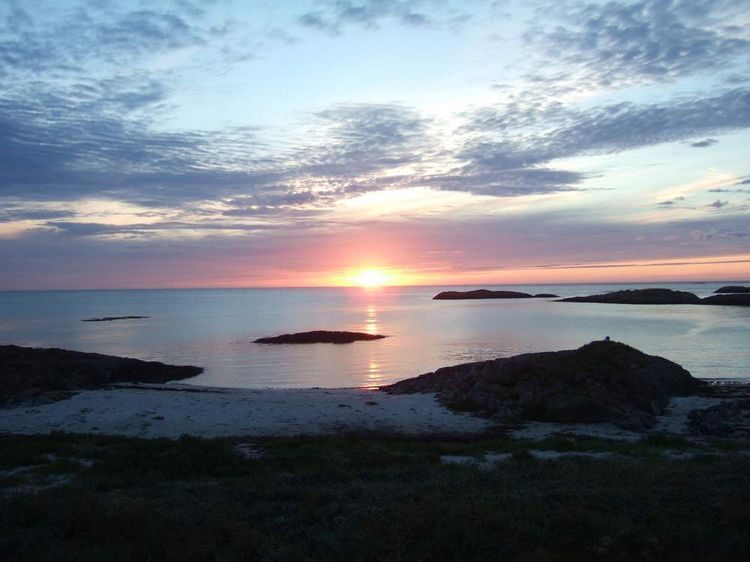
[1,283,749,388]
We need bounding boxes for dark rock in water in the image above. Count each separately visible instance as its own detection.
[0,345,202,405]
[700,294,750,307]
[533,293,559,298]
[254,330,386,344]
[714,285,750,294]
[688,399,750,438]
[559,288,701,305]
[82,315,150,322]
[433,289,534,300]
[383,340,704,430]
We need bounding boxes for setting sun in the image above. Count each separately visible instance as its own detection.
[353,269,390,287]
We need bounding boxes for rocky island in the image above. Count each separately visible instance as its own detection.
[384,340,705,430]
[558,288,701,304]
[433,289,558,300]
[254,330,387,344]
[559,287,750,306]
[714,285,750,293]
[0,345,202,405]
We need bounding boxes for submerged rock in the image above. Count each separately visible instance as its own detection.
[0,345,202,405]
[714,285,750,294]
[433,289,534,300]
[254,330,386,344]
[383,340,704,430]
[700,294,750,306]
[558,288,701,305]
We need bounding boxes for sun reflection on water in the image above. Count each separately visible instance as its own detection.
[364,358,383,388]
[364,303,378,334]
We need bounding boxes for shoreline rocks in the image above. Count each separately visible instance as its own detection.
[700,294,750,306]
[0,345,202,405]
[688,398,750,438]
[255,330,387,344]
[383,340,705,430]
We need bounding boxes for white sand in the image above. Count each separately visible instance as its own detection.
[0,384,489,438]
[0,385,732,440]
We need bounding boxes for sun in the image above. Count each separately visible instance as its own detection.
[353,269,390,287]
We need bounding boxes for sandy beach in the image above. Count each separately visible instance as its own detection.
[0,384,490,438]
[0,383,727,439]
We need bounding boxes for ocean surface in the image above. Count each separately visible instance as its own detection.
[1,283,749,388]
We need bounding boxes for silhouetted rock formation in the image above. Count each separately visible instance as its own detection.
[689,399,750,438]
[0,345,202,405]
[533,293,559,298]
[433,289,534,300]
[82,316,150,322]
[383,340,704,430]
[559,288,701,305]
[714,286,750,293]
[699,294,750,306]
[254,331,386,344]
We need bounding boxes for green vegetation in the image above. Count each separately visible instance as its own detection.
[1,432,749,561]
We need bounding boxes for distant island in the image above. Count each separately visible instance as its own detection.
[82,316,150,322]
[558,288,750,306]
[254,330,387,344]
[714,285,750,294]
[433,289,558,300]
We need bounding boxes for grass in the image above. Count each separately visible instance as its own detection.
[1,432,749,561]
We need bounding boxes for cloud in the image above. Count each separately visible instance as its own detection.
[529,0,750,86]
[690,138,718,147]
[461,88,750,172]
[0,7,207,77]
[298,0,431,36]
[708,199,729,208]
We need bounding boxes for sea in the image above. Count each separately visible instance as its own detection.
[1,283,748,388]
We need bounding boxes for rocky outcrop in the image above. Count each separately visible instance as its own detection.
[533,293,559,298]
[700,294,750,307]
[254,331,386,344]
[714,286,750,294]
[688,399,750,438]
[0,345,202,405]
[383,340,704,430]
[433,290,535,300]
[559,288,701,305]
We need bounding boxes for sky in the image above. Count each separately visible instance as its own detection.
[1,0,749,289]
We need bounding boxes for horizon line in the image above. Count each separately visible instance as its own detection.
[2,279,748,292]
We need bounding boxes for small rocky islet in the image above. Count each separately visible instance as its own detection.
[433,289,559,300]
[81,315,151,322]
[254,330,387,344]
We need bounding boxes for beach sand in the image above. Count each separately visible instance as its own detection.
[0,384,489,438]
[0,383,728,440]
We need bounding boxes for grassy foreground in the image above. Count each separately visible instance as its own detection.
[1,432,750,561]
